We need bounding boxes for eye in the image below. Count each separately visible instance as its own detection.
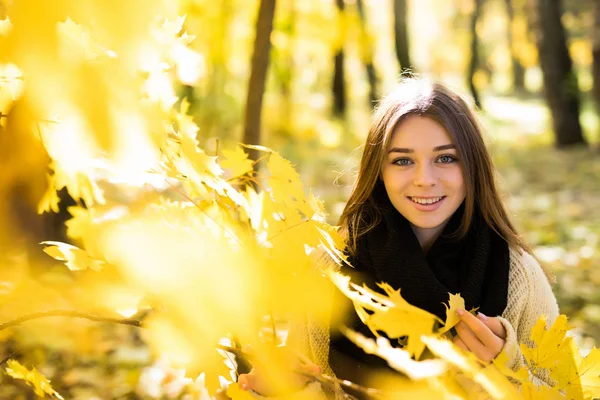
[392,157,413,166]
[437,154,458,164]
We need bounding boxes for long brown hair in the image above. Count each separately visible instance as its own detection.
[338,78,549,278]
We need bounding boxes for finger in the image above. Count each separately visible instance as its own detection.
[477,313,506,339]
[456,309,501,348]
[455,321,487,358]
[238,369,281,395]
[453,336,469,352]
[238,372,257,391]
[296,362,321,378]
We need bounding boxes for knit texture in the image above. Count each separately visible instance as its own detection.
[285,246,559,397]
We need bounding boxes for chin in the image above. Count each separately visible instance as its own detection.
[410,221,445,230]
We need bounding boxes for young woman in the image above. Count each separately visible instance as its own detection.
[240,78,559,398]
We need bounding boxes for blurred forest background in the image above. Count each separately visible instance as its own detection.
[1,0,600,398]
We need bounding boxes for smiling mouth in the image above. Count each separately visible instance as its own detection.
[408,196,446,205]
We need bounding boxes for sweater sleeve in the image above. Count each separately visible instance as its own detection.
[498,249,560,387]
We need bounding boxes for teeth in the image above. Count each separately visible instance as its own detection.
[410,197,443,205]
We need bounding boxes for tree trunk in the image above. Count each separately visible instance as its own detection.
[504,0,526,92]
[592,0,600,116]
[533,0,585,147]
[242,0,277,161]
[332,0,347,117]
[468,0,483,109]
[393,0,412,72]
[357,0,378,107]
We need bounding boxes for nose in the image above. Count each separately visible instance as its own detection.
[413,163,437,187]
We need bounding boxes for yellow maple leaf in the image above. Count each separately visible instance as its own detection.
[266,153,314,218]
[65,205,92,240]
[492,350,529,383]
[180,132,223,181]
[330,273,440,359]
[314,222,348,268]
[519,314,600,399]
[5,359,64,399]
[170,130,250,214]
[37,174,61,214]
[577,347,600,399]
[521,315,572,373]
[438,292,465,335]
[220,146,254,178]
[342,327,447,379]
[41,241,105,271]
[57,18,114,61]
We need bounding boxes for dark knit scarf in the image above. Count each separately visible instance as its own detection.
[329,187,509,388]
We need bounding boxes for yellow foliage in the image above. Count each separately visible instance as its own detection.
[342,328,447,380]
[5,359,64,399]
[41,241,106,271]
[521,315,600,399]
[422,335,522,399]
[220,145,254,178]
[330,272,441,359]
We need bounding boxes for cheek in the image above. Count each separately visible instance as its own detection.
[444,169,465,191]
[382,169,409,190]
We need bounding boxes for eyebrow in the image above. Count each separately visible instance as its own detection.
[388,144,456,154]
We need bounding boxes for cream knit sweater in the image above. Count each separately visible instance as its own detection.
[253,247,559,398]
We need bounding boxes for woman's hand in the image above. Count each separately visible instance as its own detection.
[453,309,506,363]
[237,346,321,396]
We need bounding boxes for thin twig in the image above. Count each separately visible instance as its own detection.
[237,175,268,193]
[0,310,142,331]
[263,220,310,244]
[251,154,269,168]
[0,351,17,366]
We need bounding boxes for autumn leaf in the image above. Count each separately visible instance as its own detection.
[37,174,60,214]
[577,347,600,400]
[438,293,465,335]
[65,206,92,240]
[521,315,573,374]
[492,350,529,383]
[41,241,105,271]
[220,146,254,178]
[179,131,223,182]
[421,336,522,399]
[518,314,600,399]
[342,327,447,379]
[266,152,314,218]
[5,359,64,399]
[330,272,440,359]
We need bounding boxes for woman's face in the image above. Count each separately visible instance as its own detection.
[381,115,466,244]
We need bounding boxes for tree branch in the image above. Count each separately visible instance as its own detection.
[0,310,143,331]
